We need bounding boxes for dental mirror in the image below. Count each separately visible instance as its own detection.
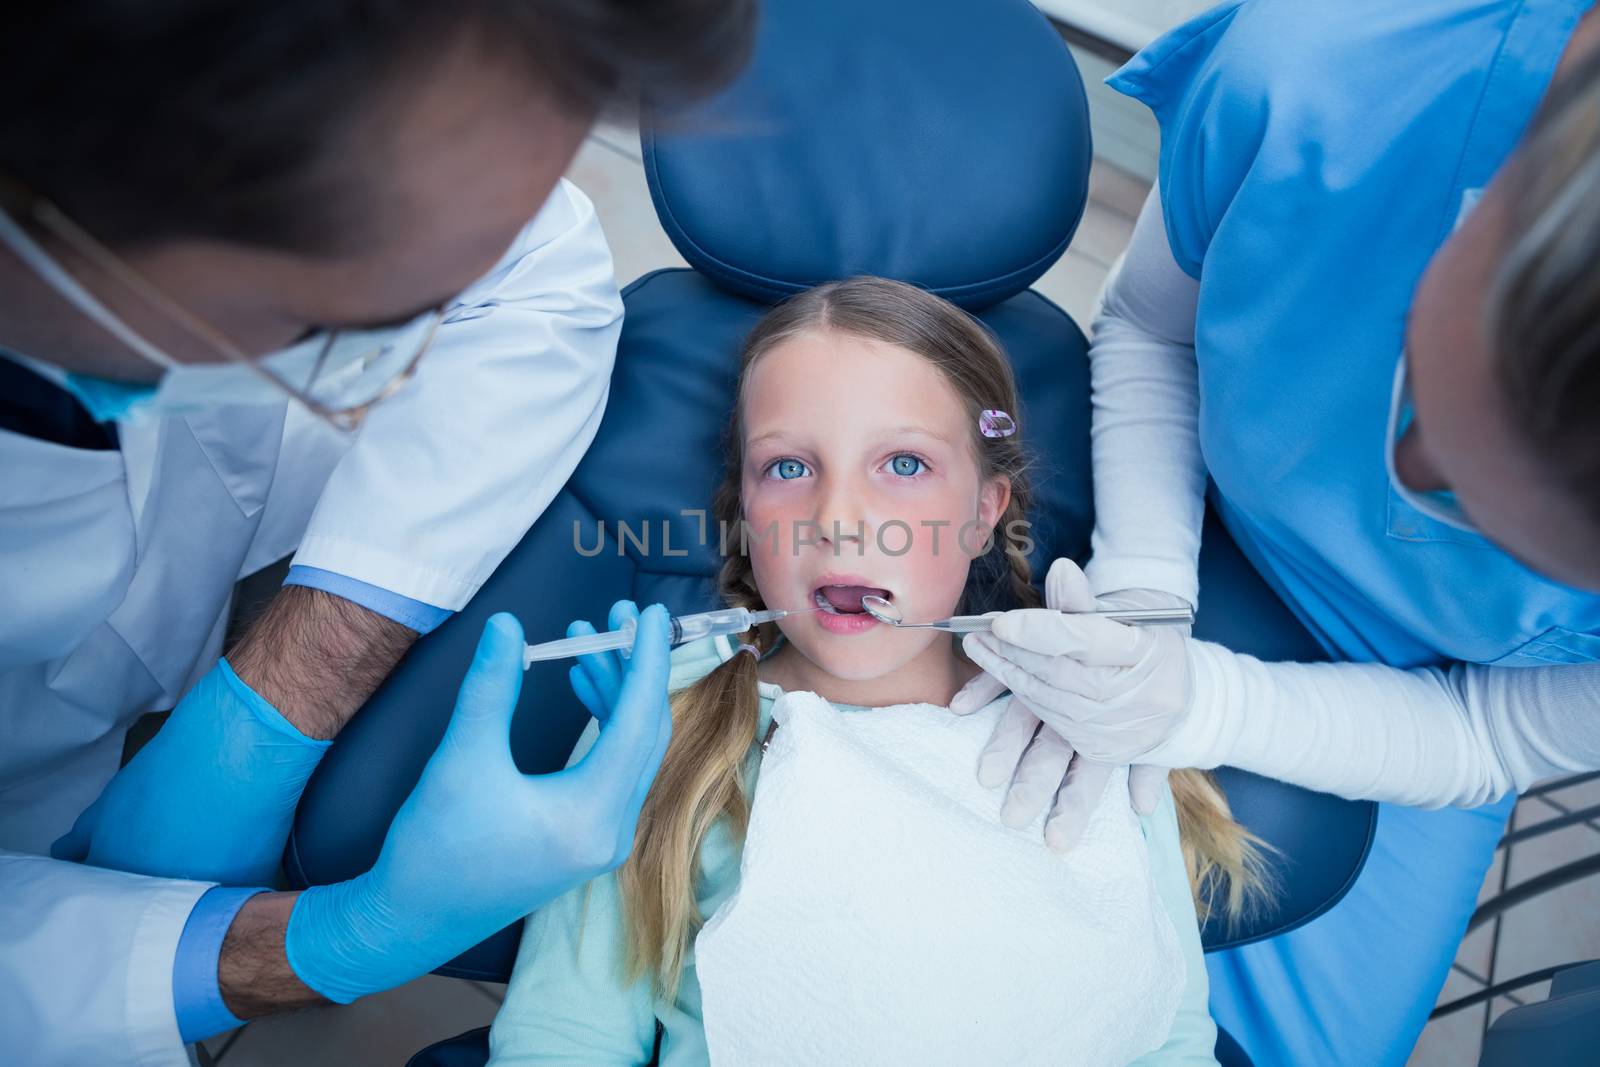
[860,595,992,632]
[860,595,902,624]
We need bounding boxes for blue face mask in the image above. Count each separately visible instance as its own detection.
[62,372,159,423]
[1383,349,1479,533]
[1379,187,1493,534]
[0,201,441,429]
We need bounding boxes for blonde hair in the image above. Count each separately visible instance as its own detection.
[619,277,1270,997]
[1489,44,1600,520]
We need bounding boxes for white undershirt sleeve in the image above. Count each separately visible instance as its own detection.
[1083,185,1207,608]
[1092,194,1600,810]
[1162,643,1600,808]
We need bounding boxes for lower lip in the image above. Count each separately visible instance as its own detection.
[815,609,882,635]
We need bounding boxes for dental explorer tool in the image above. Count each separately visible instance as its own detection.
[522,605,819,668]
[857,595,1193,632]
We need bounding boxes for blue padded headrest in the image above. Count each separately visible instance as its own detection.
[643,0,1091,310]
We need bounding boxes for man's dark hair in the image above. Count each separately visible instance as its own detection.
[0,1,754,253]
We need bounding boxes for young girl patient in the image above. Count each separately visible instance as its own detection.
[488,278,1264,1066]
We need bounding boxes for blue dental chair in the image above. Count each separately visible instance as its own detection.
[283,1,1375,1064]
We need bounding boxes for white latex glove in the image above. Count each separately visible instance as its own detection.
[950,559,1193,840]
[950,560,1119,853]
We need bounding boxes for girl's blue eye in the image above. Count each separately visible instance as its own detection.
[769,458,810,480]
[889,454,925,477]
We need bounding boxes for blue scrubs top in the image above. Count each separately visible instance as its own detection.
[1110,0,1600,670]
[1108,3,1599,1063]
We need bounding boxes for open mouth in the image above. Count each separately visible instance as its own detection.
[813,583,894,616]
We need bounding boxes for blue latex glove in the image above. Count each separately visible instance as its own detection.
[285,604,674,1004]
[52,658,329,885]
[567,600,659,724]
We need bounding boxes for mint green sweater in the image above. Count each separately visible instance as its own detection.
[488,635,1218,1065]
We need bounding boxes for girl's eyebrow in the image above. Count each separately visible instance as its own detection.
[746,424,954,450]
[746,429,799,450]
[881,424,955,444]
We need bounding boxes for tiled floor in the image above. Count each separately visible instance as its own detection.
[206,126,1596,1067]
[1410,774,1600,1066]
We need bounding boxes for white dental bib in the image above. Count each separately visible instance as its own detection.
[694,690,1185,1067]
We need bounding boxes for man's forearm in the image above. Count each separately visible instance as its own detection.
[218,892,329,1018]
[228,586,416,740]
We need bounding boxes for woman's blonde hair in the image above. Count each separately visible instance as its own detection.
[619,277,1270,997]
[1489,45,1600,521]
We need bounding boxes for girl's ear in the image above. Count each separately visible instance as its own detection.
[978,475,1012,530]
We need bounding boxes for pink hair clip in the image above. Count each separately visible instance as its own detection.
[979,409,1017,438]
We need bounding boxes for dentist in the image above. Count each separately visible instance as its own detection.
[0,3,750,1064]
[957,1,1600,1065]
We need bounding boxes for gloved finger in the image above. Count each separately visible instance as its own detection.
[646,693,675,786]
[569,621,622,717]
[977,699,1041,789]
[582,600,640,707]
[969,632,1125,704]
[966,636,1166,749]
[1000,720,1074,830]
[1042,557,1097,613]
[568,663,609,722]
[627,657,678,822]
[49,794,103,862]
[1044,757,1116,855]
[441,613,526,760]
[577,604,673,798]
[618,697,676,859]
[615,636,678,856]
[949,670,1007,716]
[962,633,1110,720]
[1128,764,1169,817]
[608,600,642,659]
[989,609,1142,667]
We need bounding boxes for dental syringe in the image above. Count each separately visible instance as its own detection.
[523,605,818,668]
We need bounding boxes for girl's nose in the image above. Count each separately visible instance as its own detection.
[813,479,869,549]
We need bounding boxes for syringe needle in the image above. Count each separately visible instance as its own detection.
[751,605,820,624]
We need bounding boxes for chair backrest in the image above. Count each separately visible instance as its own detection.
[286,0,1373,983]
[640,0,1090,309]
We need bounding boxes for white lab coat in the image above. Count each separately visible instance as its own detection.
[0,178,623,1065]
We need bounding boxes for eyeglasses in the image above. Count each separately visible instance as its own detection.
[11,187,442,432]
[256,301,445,432]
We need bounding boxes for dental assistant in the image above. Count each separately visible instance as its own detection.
[0,4,750,1064]
[954,1,1600,1064]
